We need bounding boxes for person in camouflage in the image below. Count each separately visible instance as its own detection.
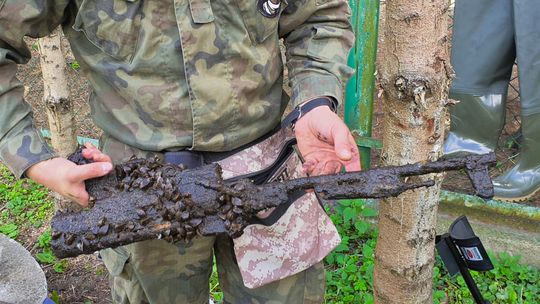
[0,0,359,303]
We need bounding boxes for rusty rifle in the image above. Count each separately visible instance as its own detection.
[51,152,496,258]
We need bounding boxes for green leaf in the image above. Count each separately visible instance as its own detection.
[326,254,335,264]
[362,243,374,257]
[70,61,81,70]
[343,207,357,223]
[338,200,353,207]
[364,294,374,304]
[50,290,60,304]
[360,207,378,217]
[0,223,18,239]
[345,263,357,273]
[36,250,57,264]
[53,260,68,273]
[354,221,370,235]
[433,290,446,302]
[334,242,349,253]
[37,229,52,248]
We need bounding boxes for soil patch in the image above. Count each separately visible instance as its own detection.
[45,255,111,304]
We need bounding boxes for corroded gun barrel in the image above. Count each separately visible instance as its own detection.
[51,152,496,258]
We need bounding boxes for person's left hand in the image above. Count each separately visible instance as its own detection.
[294,105,361,176]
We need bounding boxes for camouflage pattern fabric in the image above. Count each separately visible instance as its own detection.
[0,0,354,178]
[99,132,328,303]
[217,128,341,289]
[103,236,325,304]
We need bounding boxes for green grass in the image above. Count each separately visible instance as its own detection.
[323,199,540,304]
[0,164,66,273]
[0,165,52,230]
[434,252,540,303]
[324,199,377,304]
[69,60,80,70]
[210,259,224,302]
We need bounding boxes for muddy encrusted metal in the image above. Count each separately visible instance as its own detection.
[51,150,496,258]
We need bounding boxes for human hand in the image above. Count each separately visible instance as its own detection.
[294,106,361,176]
[25,143,113,207]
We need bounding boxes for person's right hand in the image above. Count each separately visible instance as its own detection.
[25,143,113,207]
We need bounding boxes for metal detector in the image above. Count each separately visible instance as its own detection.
[436,215,494,304]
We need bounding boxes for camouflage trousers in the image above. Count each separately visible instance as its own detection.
[97,132,328,303]
[101,236,325,304]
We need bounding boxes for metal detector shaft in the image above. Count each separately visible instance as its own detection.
[443,236,491,304]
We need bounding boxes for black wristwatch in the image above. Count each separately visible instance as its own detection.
[281,97,338,129]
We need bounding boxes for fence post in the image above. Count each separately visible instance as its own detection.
[345,0,381,169]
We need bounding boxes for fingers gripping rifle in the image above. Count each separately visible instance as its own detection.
[51,152,496,258]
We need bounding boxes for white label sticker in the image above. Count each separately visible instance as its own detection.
[461,246,483,261]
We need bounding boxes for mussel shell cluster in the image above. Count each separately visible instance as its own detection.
[112,156,253,239]
[67,149,252,244]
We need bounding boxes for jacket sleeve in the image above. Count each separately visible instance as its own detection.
[0,0,69,177]
[279,0,355,108]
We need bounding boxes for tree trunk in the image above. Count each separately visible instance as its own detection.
[373,1,451,303]
[38,28,79,212]
[38,27,77,157]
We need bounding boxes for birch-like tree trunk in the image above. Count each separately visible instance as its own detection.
[38,27,77,157]
[373,1,451,302]
[38,28,79,212]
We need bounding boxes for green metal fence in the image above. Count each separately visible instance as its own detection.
[345,0,381,170]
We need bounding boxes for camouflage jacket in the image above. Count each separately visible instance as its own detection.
[0,0,354,178]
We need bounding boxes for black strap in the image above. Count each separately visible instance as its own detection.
[163,151,204,168]
[224,138,299,226]
[281,97,337,128]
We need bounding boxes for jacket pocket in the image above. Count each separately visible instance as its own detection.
[236,0,287,44]
[73,0,143,63]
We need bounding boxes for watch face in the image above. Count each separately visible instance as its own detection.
[258,0,281,18]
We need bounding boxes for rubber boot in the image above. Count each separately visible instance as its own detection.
[443,93,506,157]
[493,112,540,202]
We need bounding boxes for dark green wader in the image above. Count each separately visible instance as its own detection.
[444,0,540,201]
